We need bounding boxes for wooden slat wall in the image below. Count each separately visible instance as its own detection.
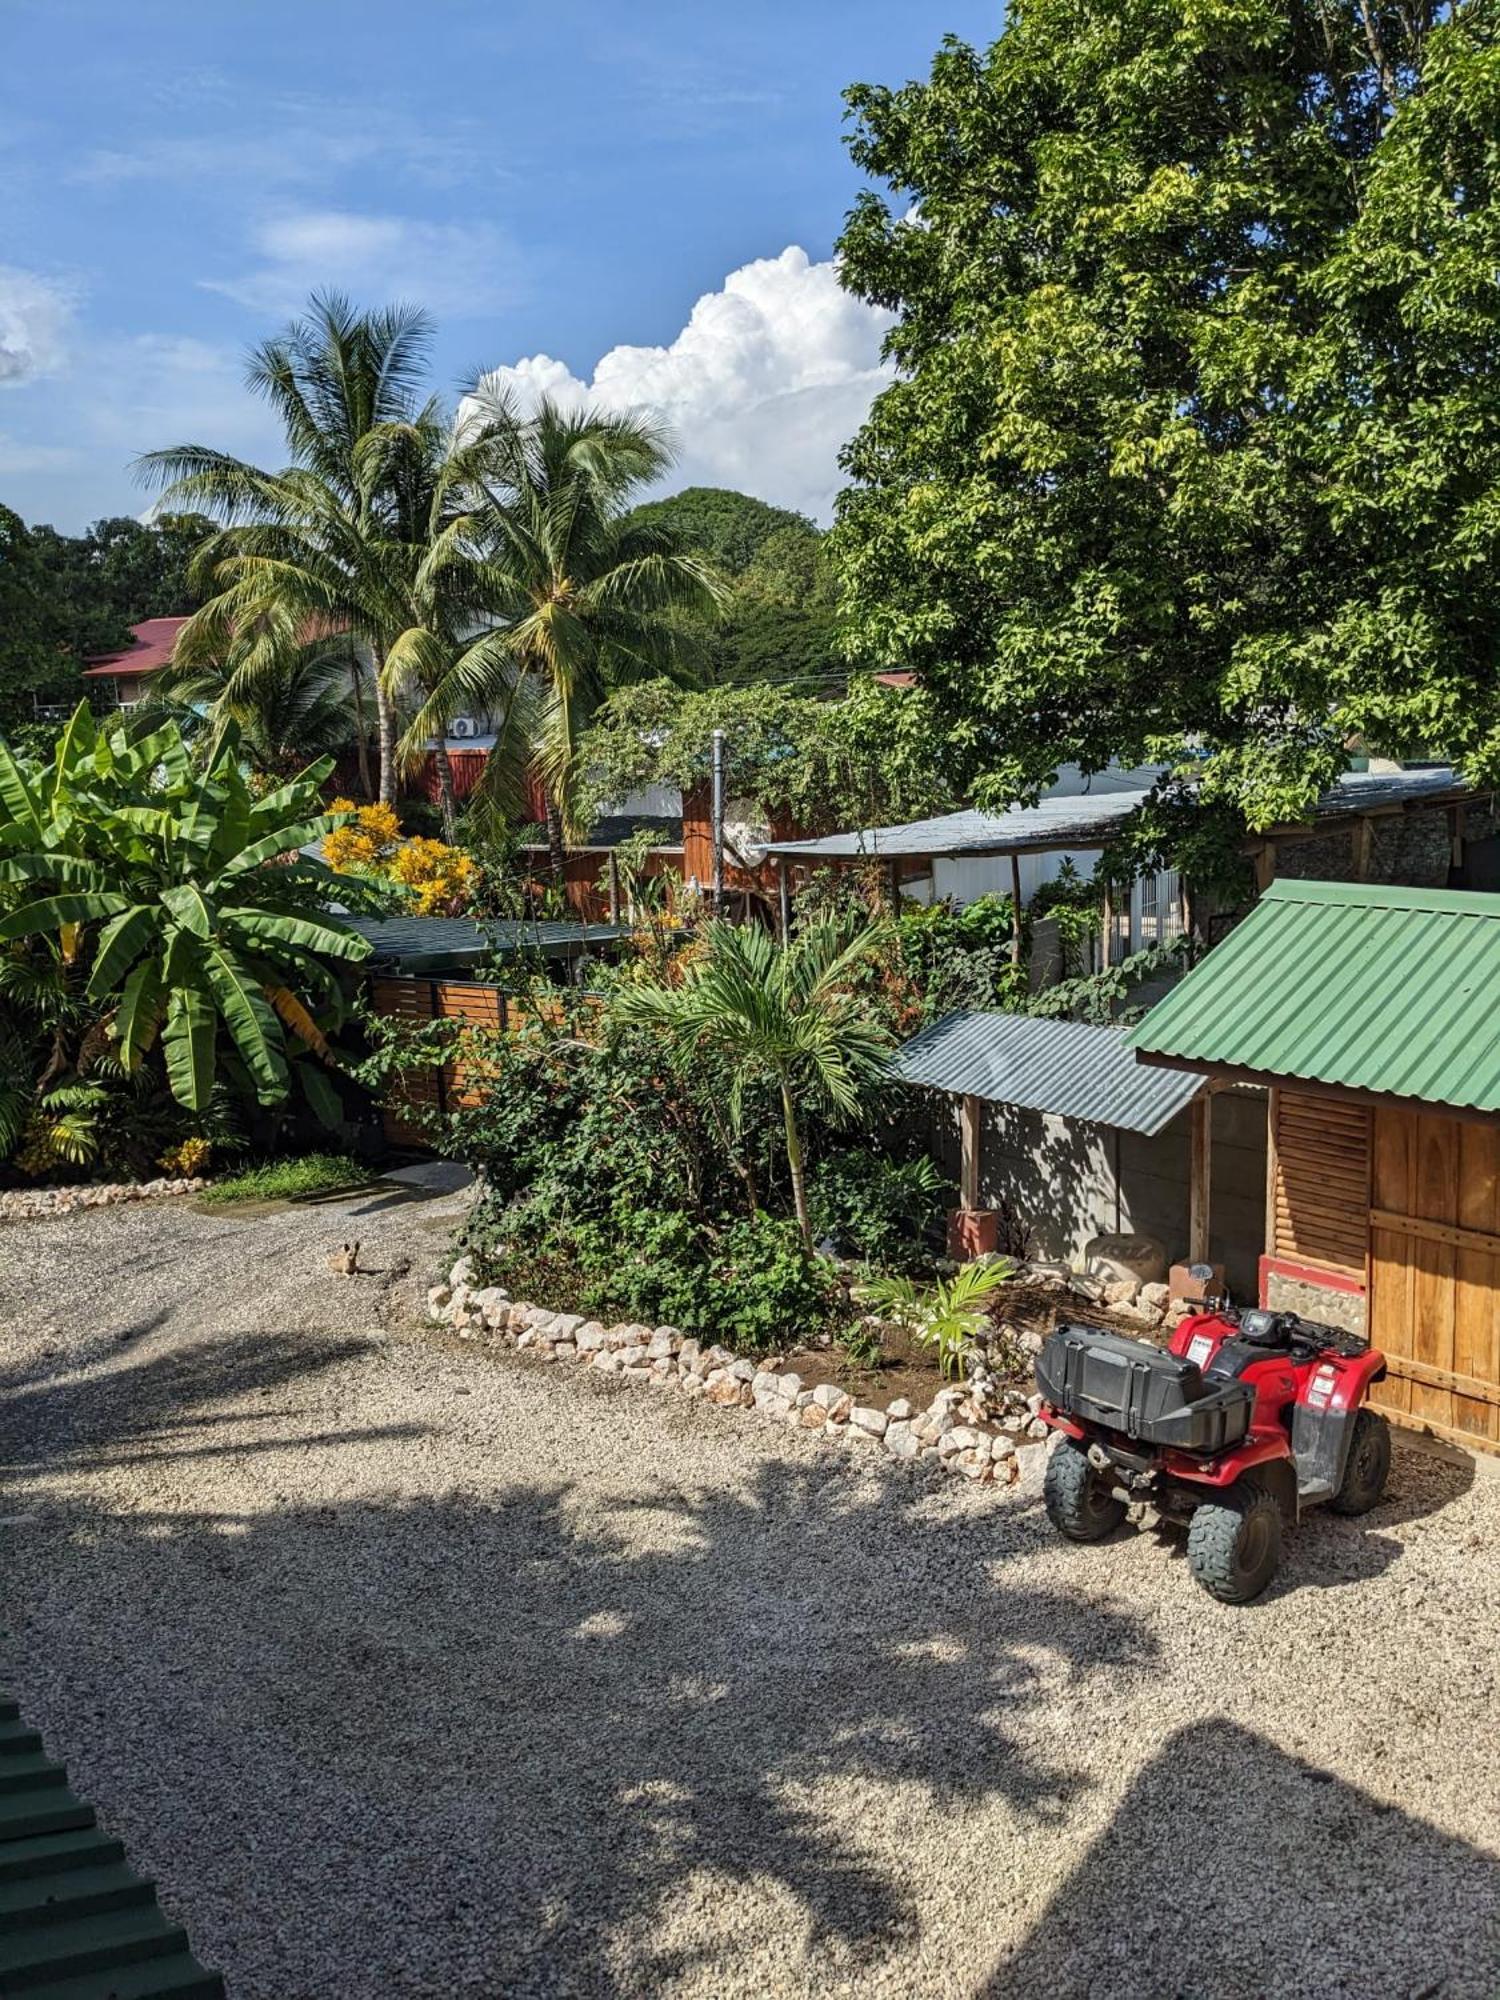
[1369,1107,1500,1447]
[1271,1089,1372,1277]
[370,977,573,1145]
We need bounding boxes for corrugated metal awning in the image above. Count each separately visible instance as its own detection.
[1128,879,1500,1112]
[762,792,1151,862]
[892,1010,1207,1135]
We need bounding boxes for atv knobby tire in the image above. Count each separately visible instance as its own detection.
[1330,1409,1391,1517]
[1044,1439,1126,1542]
[1187,1479,1282,1604]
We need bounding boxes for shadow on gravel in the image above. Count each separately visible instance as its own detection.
[0,1330,418,1475]
[7,1455,1158,1998]
[980,1717,1500,1999]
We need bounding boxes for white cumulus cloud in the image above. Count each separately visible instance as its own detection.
[204,209,525,320]
[472,246,893,522]
[0,266,75,387]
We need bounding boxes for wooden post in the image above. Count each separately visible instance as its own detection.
[607,851,621,925]
[1264,1087,1280,1287]
[1100,884,1113,970]
[1451,803,1467,873]
[1009,851,1024,966]
[1352,817,1373,882]
[776,856,791,943]
[1253,843,1276,894]
[960,1094,981,1212]
[887,858,901,913]
[1189,1090,1212,1266]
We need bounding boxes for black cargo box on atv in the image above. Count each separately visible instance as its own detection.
[1036,1325,1253,1454]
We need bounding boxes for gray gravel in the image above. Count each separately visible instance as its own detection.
[2,1190,1498,2000]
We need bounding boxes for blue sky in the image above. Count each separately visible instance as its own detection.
[0,0,997,532]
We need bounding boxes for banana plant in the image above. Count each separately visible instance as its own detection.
[0,703,371,1113]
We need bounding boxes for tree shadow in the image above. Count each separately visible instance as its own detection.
[3,1451,1160,1998]
[980,1716,1500,1999]
[0,1329,417,1475]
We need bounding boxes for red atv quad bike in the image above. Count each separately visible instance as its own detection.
[1033,1306,1392,1603]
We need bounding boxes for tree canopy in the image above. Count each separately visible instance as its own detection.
[620,486,842,690]
[834,0,1500,831]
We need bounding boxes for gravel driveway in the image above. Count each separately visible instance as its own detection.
[2,1188,1498,2000]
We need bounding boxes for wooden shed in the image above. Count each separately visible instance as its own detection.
[1130,880,1500,1455]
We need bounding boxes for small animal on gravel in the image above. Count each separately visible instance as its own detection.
[326,1241,361,1277]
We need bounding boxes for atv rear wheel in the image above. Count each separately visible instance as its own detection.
[1044,1440,1126,1542]
[1330,1409,1391,1517]
[1187,1480,1282,1604]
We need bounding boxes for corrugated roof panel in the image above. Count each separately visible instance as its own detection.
[346,916,625,967]
[762,792,1151,861]
[891,1010,1207,1134]
[1128,879,1500,1112]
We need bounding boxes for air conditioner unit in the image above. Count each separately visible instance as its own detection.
[449,715,479,740]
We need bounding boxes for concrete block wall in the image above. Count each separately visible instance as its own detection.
[927,1087,1268,1302]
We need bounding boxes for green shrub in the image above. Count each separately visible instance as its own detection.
[807,1146,950,1268]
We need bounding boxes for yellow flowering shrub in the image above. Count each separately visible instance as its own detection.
[322,799,479,915]
[321,799,402,872]
[390,837,480,915]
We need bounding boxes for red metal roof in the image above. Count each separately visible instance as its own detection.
[82,616,189,679]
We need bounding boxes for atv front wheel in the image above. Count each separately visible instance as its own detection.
[1330,1409,1391,1517]
[1044,1440,1126,1542]
[1187,1480,1282,1604]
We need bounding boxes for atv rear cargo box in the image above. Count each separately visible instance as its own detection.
[1036,1325,1254,1454]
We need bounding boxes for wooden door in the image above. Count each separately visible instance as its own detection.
[1368,1106,1500,1449]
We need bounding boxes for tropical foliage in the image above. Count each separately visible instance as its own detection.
[397,390,724,860]
[834,0,1500,832]
[611,917,894,1250]
[321,799,479,915]
[0,705,369,1128]
[579,675,953,834]
[856,1260,1014,1379]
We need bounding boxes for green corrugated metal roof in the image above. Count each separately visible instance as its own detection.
[346,915,625,972]
[892,1011,1206,1135]
[1128,879,1500,1112]
[0,1691,223,1997]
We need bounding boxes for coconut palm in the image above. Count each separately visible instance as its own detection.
[135,293,440,805]
[143,632,373,780]
[399,390,725,874]
[612,918,893,1251]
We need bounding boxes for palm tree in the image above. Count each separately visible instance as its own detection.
[143,632,372,780]
[399,391,725,875]
[135,293,440,805]
[612,918,893,1251]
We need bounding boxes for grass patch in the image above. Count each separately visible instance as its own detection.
[198,1152,370,1205]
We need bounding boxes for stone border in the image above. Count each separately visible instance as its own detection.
[428,1257,1058,1488]
[0,1175,209,1222]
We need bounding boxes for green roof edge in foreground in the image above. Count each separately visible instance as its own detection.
[1127,879,1500,1114]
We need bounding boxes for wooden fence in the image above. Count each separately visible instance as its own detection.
[370,976,565,1146]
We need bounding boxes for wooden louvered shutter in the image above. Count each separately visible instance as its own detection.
[1269,1087,1371,1279]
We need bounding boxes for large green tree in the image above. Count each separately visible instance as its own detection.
[834,1,1500,830]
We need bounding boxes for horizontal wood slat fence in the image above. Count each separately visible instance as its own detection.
[370,977,567,1146]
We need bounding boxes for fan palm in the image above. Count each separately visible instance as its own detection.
[612,918,893,1251]
[399,391,725,873]
[135,292,440,806]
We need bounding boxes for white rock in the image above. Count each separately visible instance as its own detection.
[941,1426,980,1456]
[990,1434,1017,1461]
[849,1406,888,1438]
[593,1350,622,1375]
[886,1397,916,1421]
[647,1331,681,1361]
[575,1324,606,1354]
[728,1358,756,1384]
[677,1339,702,1374]
[552,1341,578,1363]
[551,1313,584,1341]
[618,1345,648,1369]
[680,1375,705,1400]
[449,1255,476,1289]
[884,1421,919,1459]
[777,1373,802,1400]
[1026,1417,1050,1439]
[813,1382,851,1415]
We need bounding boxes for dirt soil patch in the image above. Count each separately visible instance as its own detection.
[776,1280,1164,1410]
